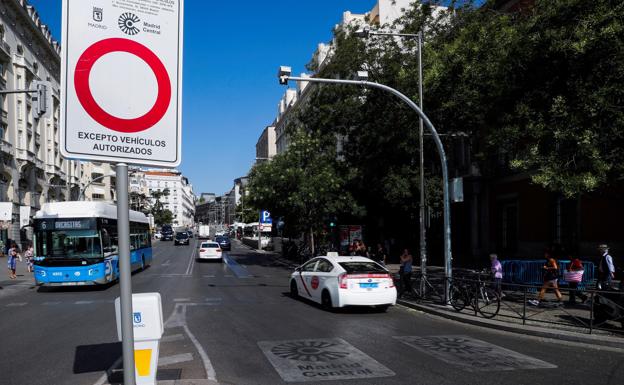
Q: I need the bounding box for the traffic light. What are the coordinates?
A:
[32,81,52,118]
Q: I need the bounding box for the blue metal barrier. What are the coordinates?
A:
[501,260,595,290]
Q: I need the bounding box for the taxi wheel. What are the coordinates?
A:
[321,290,333,310]
[290,280,299,298]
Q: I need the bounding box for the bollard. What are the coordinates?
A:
[115,293,164,385]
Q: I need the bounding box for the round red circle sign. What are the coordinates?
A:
[311,276,319,290]
[74,38,172,133]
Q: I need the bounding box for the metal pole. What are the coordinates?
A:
[283,76,453,302]
[66,161,71,202]
[116,163,136,385]
[417,31,427,296]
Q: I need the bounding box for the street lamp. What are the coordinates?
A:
[278,67,453,302]
[354,27,429,295]
[78,172,116,201]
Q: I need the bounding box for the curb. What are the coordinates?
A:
[398,299,624,350]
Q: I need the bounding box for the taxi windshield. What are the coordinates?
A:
[339,261,386,274]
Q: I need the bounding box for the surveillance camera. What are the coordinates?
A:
[278,66,292,85]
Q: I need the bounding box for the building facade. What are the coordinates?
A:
[255,126,276,162]
[0,0,84,247]
[144,170,195,228]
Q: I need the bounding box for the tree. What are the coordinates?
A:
[151,188,171,226]
[247,129,361,251]
[154,209,174,227]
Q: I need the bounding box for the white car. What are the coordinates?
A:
[289,255,396,311]
[198,241,223,261]
[154,231,162,239]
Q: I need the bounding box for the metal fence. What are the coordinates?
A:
[401,272,624,335]
[501,260,595,289]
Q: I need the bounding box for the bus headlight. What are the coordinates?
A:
[88,269,99,276]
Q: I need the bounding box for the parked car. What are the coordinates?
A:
[198,241,222,261]
[161,225,174,241]
[154,231,162,239]
[174,231,190,246]
[289,255,396,311]
[215,236,231,251]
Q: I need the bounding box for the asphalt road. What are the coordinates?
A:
[1,239,622,385]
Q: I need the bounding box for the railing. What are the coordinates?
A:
[400,272,624,335]
[0,139,13,154]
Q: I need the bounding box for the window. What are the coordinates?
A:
[92,193,105,200]
[301,259,318,272]
[316,259,334,273]
[339,262,386,274]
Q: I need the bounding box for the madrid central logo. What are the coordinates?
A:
[118,13,140,35]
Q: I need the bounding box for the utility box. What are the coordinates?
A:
[451,177,464,203]
[115,293,164,385]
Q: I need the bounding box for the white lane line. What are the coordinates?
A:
[92,356,122,385]
[185,244,197,275]
[174,298,191,302]
[163,304,217,381]
[75,301,94,305]
[180,304,217,381]
[6,302,27,307]
[161,333,185,343]
[162,259,171,266]
[158,353,194,367]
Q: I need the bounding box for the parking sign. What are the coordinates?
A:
[61,0,184,166]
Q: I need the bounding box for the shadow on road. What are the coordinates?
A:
[73,342,121,375]
[282,292,390,314]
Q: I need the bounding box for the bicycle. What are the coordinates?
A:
[396,272,445,303]
[450,272,501,318]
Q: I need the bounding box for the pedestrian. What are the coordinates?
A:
[529,251,563,306]
[24,243,34,273]
[597,244,615,290]
[7,243,19,279]
[564,258,587,305]
[398,249,413,298]
[375,243,387,265]
[490,253,503,297]
[357,241,369,258]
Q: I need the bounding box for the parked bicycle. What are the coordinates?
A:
[450,271,501,318]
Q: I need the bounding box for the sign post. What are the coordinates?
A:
[259,211,272,250]
[61,1,183,384]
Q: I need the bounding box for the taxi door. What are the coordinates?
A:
[297,259,318,300]
[309,258,335,303]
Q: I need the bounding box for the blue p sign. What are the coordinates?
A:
[260,210,272,224]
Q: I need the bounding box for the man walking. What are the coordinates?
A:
[597,244,615,290]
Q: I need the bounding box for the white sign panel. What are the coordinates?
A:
[20,206,31,228]
[0,202,12,221]
[61,0,184,167]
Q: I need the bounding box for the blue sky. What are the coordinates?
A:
[28,0,376,196]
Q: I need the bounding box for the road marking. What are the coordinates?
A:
[185,243,197,276]
[75,301,94,305]
[164,303,217,381]
[161,333,185,343]
[394,335,557,371]
[174,298,191,302]
[259,338,395,382]
[223,255,253,278]
[6,302,27,307]
[158,352,194,367]
[162,259,171,266]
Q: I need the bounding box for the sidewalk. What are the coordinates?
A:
[0,255,35,293]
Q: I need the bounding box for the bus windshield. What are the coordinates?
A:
[36,229,102,259]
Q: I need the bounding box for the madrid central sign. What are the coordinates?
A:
[61,0,184,167]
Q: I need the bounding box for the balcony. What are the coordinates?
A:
[46,164,56,174]
[0,139,13,155]
[34,157,44,170]
[16,148,36,163]
[0,109,7,125]
[0,41,10,62]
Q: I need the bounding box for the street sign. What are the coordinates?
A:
[60,0,184,167]
[260,210,272,224]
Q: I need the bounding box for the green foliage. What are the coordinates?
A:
[154,209,174,227]
[247,129,361,236]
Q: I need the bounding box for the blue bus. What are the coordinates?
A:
[33,202,152,286]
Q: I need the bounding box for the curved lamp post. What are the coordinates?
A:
[277,66,453,301]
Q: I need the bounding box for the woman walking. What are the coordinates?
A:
[7,243,19,279]
[490,254,503,297]
[24,243,34,273]
[530,252,563,306]
[564,258,587,305]
[398,249,414,298]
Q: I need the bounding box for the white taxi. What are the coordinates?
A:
[198,241,223,261]
[289,254,396,311]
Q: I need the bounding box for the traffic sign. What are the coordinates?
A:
[260,210,272,224]
[60,0,184,167]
